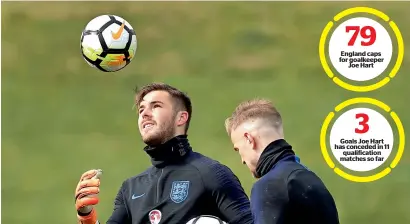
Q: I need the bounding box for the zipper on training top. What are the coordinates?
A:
[156,169,164,203]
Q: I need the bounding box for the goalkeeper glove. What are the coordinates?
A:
[75,169,102,224]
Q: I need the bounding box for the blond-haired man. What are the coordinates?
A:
[225,98,339,224]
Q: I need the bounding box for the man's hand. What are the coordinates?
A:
[75,169,102,224]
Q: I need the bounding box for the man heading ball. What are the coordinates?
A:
[74,83,253,224]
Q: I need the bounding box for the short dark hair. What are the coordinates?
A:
[135,83,192,133]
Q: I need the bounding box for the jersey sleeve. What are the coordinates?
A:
[106,182,131,224]
[204,163,253,224]
[250,178,289,224]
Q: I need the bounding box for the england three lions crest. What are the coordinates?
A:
[170,181,190,203]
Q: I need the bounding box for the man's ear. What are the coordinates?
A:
[244,132,256,149]
[176,111,189,126]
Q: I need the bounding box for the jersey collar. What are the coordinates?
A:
[144,135,192,168]
[255,139,295,178]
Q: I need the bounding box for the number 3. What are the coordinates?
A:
[355,113,369,134]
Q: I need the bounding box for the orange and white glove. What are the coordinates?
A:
[75,169,102,224]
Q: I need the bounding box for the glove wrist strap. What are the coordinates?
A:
[77,208,98,224]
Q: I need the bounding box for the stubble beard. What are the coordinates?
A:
[142,119,176,146]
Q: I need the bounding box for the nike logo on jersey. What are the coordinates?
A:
[132,193,145,199]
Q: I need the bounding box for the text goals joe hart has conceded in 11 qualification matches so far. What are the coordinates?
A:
[319,6,405,183]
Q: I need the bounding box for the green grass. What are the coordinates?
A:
[2,2,410,223]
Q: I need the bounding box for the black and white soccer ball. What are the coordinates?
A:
[80,15,137,72]
[186,215,227,224]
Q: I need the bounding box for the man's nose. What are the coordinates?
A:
[140,108,152,118]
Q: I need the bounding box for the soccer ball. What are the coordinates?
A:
[186,215,227,224]
[80,15,137,72]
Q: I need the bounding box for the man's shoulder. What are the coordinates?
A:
[252,158,312,194]
[188,152,234,176]
[252,171,288,198]
[286,167,338,214]
[120,166,154,187]
[286,167,326,189]
[187,151,240,188]
[268,156,312,180]
[130,166,153,178]
[278,161,336,203]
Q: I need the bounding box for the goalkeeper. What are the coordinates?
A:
[74,83,253,224]
[224,98,339,224]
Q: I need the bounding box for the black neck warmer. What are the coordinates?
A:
[255,139,295,178]
[143,135,192,168]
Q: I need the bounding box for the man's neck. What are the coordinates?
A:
[144,134,192,168]
[157,131,186,145]
[254,139,295,178]
[257,135,283,154]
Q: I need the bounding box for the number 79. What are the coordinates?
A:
[346,26,376,46]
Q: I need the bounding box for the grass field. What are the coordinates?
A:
[2,2,410,224]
